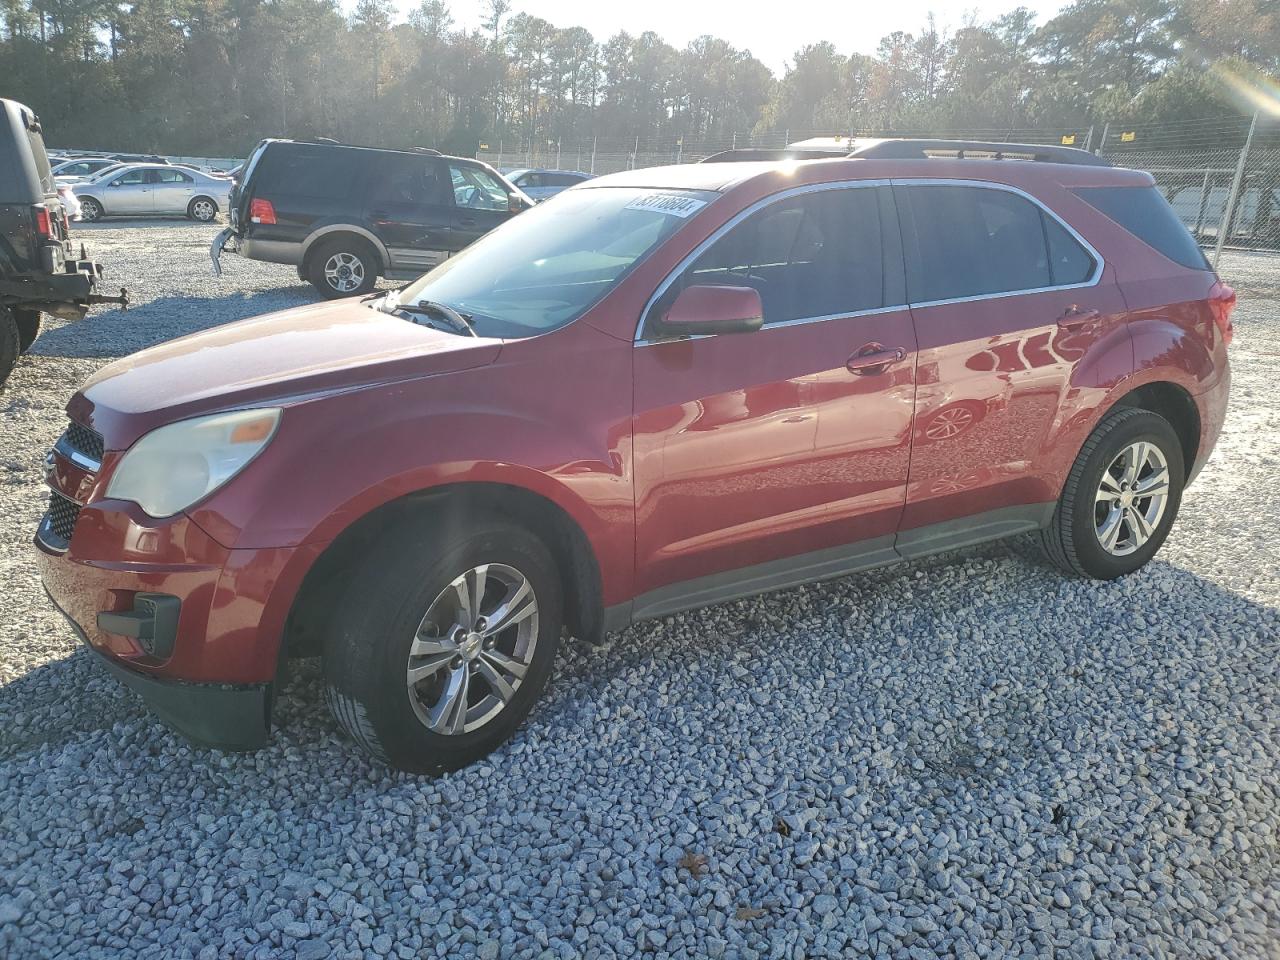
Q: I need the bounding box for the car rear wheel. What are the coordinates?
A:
[323,516,563,773]
[14,308,40,353]
[307,237,378,299]
[0,309,20,388]
[1039,407,1185,579]
[78,197,103,222]
[188,196,218,222]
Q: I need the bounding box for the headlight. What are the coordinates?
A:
[106,408,281,518]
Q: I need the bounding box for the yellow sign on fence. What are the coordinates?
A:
[1120,131,1136,142]
[1061,134,1076,145]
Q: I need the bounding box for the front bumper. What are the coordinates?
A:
[46,586,271,750]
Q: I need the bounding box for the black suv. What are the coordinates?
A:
[0,99,124,387]
[212,140,533,298]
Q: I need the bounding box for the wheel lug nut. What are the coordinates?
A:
[451,656,462,668]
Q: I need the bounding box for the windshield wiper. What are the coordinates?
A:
[382,295,478,338]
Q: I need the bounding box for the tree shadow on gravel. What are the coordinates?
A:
[28,289,319,359]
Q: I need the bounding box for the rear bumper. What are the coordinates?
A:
[45,586,271,750]
[1189,363,1230,485]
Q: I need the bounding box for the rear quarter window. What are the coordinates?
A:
[254,146,364,200]
[1073,185,1210,271]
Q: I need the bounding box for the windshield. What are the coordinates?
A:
[395,186,719,338]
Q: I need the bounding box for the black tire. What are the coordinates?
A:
[0,308,20,389]
[306,236,379,299]
[323,516,563,773]
[187,196,218,222]
[1039,407,1185,579]
[79,197,103,222]
[14,308,40,353]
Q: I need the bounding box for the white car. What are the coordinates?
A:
[51,157,120,185]
[73,163,233,223]
[56,184,81,221]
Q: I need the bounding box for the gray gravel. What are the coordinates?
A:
[2,223,1279,959]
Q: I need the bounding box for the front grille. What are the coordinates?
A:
[63,420,104,464]
[44,491,81,545]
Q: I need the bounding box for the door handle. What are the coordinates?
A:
[1057,305,1100,329]
[457,216,477,226]
[846,344,907,375]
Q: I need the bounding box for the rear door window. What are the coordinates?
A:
[897,185,1059,303]
[895,185,1096,301]
[677,185,899,325]
[1073,185,1210,270]
[255,145,364,200]
[369,154,448,206]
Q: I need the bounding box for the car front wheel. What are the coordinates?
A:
[1039,406,1185,579]
[78,197,103,222]
[323,516,563,773]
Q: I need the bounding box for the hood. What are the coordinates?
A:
[70,298,502,449]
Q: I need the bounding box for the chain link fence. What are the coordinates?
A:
[481,115,1279,258]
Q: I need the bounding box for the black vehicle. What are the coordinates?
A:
[0,99,125,387]
[109,152,169,164]
[211,139,534,298]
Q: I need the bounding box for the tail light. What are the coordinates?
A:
[1208,280,1236,346]
[249,198,276,225]
[33,205,53,239]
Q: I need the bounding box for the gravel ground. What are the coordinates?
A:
[1,221,1278,960]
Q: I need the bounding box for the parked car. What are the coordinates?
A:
[211,139,533,298]
[56,184,80,221]
[0,99,125,386]
[74,163,232,223]
[38,140,1233,771]
[51,157,119,183]
[504,168,592,202]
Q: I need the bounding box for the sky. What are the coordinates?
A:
[374,0,1073,74]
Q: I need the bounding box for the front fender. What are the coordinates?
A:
[185,326,635,599]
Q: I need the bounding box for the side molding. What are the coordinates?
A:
[617,503,1057,630]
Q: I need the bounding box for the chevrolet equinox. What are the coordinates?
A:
[37,140,1235,772]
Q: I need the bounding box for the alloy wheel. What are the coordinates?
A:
[405,563,539,735]
[192,199,216,221]
[323,252,365,294]
[1094,440,1171,556]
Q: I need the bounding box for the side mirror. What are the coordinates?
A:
[659,284,764,337]
[508,194,531,213]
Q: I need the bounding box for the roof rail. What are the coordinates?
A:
[302,136,342,145]
[700,147,849,163]
[410,146,443,156]
[848,138,1110,167]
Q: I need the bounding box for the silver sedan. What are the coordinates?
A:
[73,163,233,223]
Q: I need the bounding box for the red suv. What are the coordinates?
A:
[36,141,1234,772]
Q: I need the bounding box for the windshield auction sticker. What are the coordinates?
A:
[624,193,708,218]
